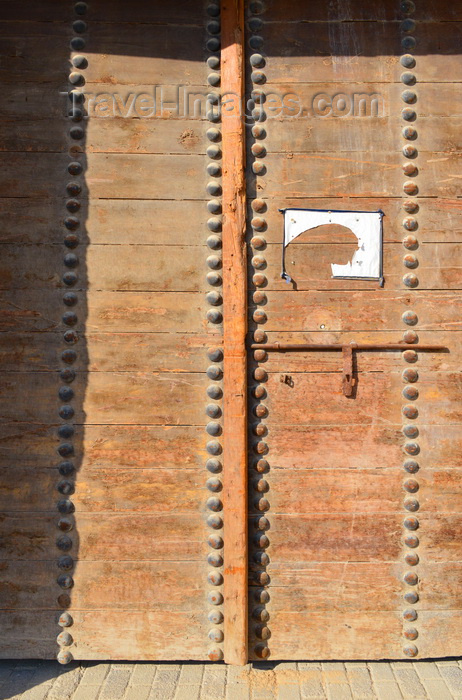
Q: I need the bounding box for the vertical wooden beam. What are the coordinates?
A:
[221,0,248,666]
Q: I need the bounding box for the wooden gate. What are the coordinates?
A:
[0,0,461,664]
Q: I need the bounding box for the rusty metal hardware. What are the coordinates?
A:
[250,341,448,397]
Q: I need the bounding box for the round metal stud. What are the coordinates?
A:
[401,18,416,32]
[208,628,224,643]
[255,442,268,456]
[255,478,269,493]
[255,516,270,531]
[207,145,222,160]
[206,38,221,52]
[58,612,74,627]
[404,497,420,511]
[69,72,84,87]
[70,37,85,50]
[402,108,416,121]
[253,385,266,400]
[253,606,270,622]
[205,477,223,493]
[206,458,222,474]
[402,36,417,51]
[58,460,75,475]
[59,405,75,420]
[60,369,76,384]
[252,71,266,84]
[249,35,264,50]
[207,181,222,196]
[58,443,74,458]
[403,424,418,438]
[404,591,419,603]
[402,163,417,176]
[404,534,419,548]
[403,331,418,346]
[403,385,419,400]
[57,650,73,664]
[208,534,223,549]
[254,330,267,344]
[401,72,416,86]
[402,145,417,159]
[208,609,224,624]
[253,273,267,287]
[207,162,221,177]
[402,310,418,326]
[404,442,420,457]
[251,237,266,250]
[207,496,223,512]
[403,644,418,657]
[255,625,271,640]
[56,535,72,551]
[57,499,74,515]
[251,216,267,231]
[58,424,74,439]
[404,517,419,530]
[402,405,418,420]
[254,367,268,382]
[66,182,82,196]
[207,20,220,35]
[255,533,270,549]
[207,386,222,400]
[402,218,418,233]
[207,197,222,215]
[57,555,74,571]
[207,309,222,324]
[252,199,266,213]
[63,294,78,310]
[59,387,74,402]
[401,54,416,68]
[206,4,220,17]
[401,90,417,104]
[250,53,265,68]
[64,236,79,253]
[57,481,75,496]
[206,271,222,286]
[255,589,270,605]
[68,162,83,176]
[253,292,267,306]
[207,235,221,250]
[252,125,266,139]
[252,161,266,175]
[402,127,417,141]
[207,591,223,606]
[254,644,270,659]
[207,571,223,585]
[405,552,419,566]
[403,571,418,585]
[402,368,418,383]
[253,310,267,324]
[403,182,418,197]
[403,254,418,269]
[254,349,267,362]
[206,422,222,437]
[72,19,87,33]
[403,273,418,288]
[206,365,223,380]
[206,441,222,457]
[61,350,77,365]
[255,497,270,511]
[206,254,221,270]
[57,574,74,589]
[207,73,221,87]
[206,404,221,419]
[207,552,223,567]
[57,518,74,532]
[404,627,418,641]
[207,347,223,362]
[62,312,78,327]
[207,514,223,530]
[254,405,268,419]
[401,0,416,13]
[254,552,270,567]
[403,608,418,622]
[252,255,266,269]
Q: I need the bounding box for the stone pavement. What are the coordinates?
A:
[2,659,462,700]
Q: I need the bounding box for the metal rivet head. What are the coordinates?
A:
[253,310,267,324]
[403,608,418,621]
[206,271,222,286]
[254,551,270,567]
[57,574,74,589]
[404,627,418,641]
[61,350,77,365]
[255,533,270,549]
[69,126,84,141]
[403,424,418,438]
[207,181,222,196]
[249,34,264,50]
[404,496,419,511]
[401,72,416,86]
[207,496,223,512]
[402,217,417,231]
[252,161,266,175]
[403,162,417,176]
[251,236,266,250]
[58,423,74,439]
[402,89,417,104]
[207,571,223,585]
[404,534,419,549]
[205,465,221,482]
[66,182,81,196]
[206,365,223,380]
[255,497,270,512]
[252,71,266,85]
[57,555,74,571]
[58,460,75,475]
[403,254,418,269]
[250,53,265,67]
[57,481,74,496]
[206,441,222,457]
[253,385,267,399]
[57,630,73,647]
[57,650,73,664]
[206,404,221,419]
[401,0,416,14]
[206,38,221,52]
[255,516,270,531]
[208,609,224,624]
[403,571,418,585]
[206,254,221,270]
[255,589,270,606]
[404,442,420,457]
[403,236,418,252]
[72,55,88,69]
[255,478,269,493]
[252,125,266,139]
[58,612,74,627]
[207,346,223,362]
[64,217,79,231]
[62,312,78,327]
[206,422,222,437]
[56,535,72,551]
[402,107,417,122]
[207,309,222,324]
[254,644,270,659]
[72,19,87,33]
[403,181,418,196]
[207,552,223,567]
[254,349,267,362]
[58,443,74,458]
[59,387,74,402]
[207,197,221,214]
[57,499,75,515]
[207,590,223,605]
[403,273,418,288]
[402,368,418,383]
[253,606,270,622]
[255,441,268,456]
[404,590,419,603]
[405,552,419,566]
[404,517,419,530]
[401,36,416,50]
[206,458,222,474]
[207,162,221,177]
[74,1,87,14]
[69,72,84,86]
[207,3,220,16]
[208,534,223,549]
[207,73,221,87]
[403,200,418,213]
[403,644,418,657]
[207,646,224,661]
[402,405,418,420]
[253,273,267,287]
[402,310,418,326]
[252,255,266,269]
[402,127,417,141]
[57,518,74,532]
[249,16,263,30]
[401,54,416,68]
[254,405,268,419]
[254,330,266,343]
[251,216,266,230]
[70,37,85,50]
[403,385,419,400]
[207,217,222,233]
[207,145,222,160]
[253,291,267,306]
[207,385,222,400]
[207,19,220,34]
[252,199,266,213]
[254,367,268,382]
[207,514,223,530]
[207,235,221,250]
[255,458,269,473]
[68,161,83,176]
[403,330,418,345]
[403,145,417,159]
[207,54,220,70]
[208,628,224,644]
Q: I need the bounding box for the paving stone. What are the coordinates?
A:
[413,662,441,681]
[175,685,201,700]
[99,668,131,699]
[72,685,101,700]
[130,663,157,686]
[298,663,322,671]
[226,683,251,700]
[201,666,227,700]
[0,668,36,698]
[150,681,178,700]
[300,673,325,699]
[46,666,83,700]
[322,664,348,685]
[420,678,453,700]
[346,667,375,699]
[276,662,298,671]
[373,681,403,700]
[393,668,427,698]
[227,664,251,684]
[80,662,111,685]
[322,663,346,673]
[16,684,51,700]
[277,682,301,699]
[438,665,462,696]
[125,685,153,700]
[178,664,204,684]
[368,663,395,682]
[326,683,352,700]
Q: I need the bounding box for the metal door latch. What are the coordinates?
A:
[251,340,448,397]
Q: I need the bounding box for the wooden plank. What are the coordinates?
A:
[0,610,207,660]
[256,290,462,332]
[0,1,202,23]
[1,561,207,611]
[0,199,210,245]
[0,291,209,332]
[221,0,248,666]
[258,424,462,470]
[0,154,208,199]
[0,372,208,425]
[0,513,207,561]
[0,467,204,513]
[261,0,461,21]
[249,197,462,245]
[0,245,207,292]
[0,423,207,470]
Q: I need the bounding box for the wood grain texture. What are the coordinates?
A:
[222,0,248,665]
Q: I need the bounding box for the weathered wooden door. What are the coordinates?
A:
[245,0,462,661]
[0,0,461,665]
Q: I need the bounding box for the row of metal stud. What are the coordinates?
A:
[56,0,88,665]
[399,0,421,660]
[247,0,272,661]
[204,1,225,663]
